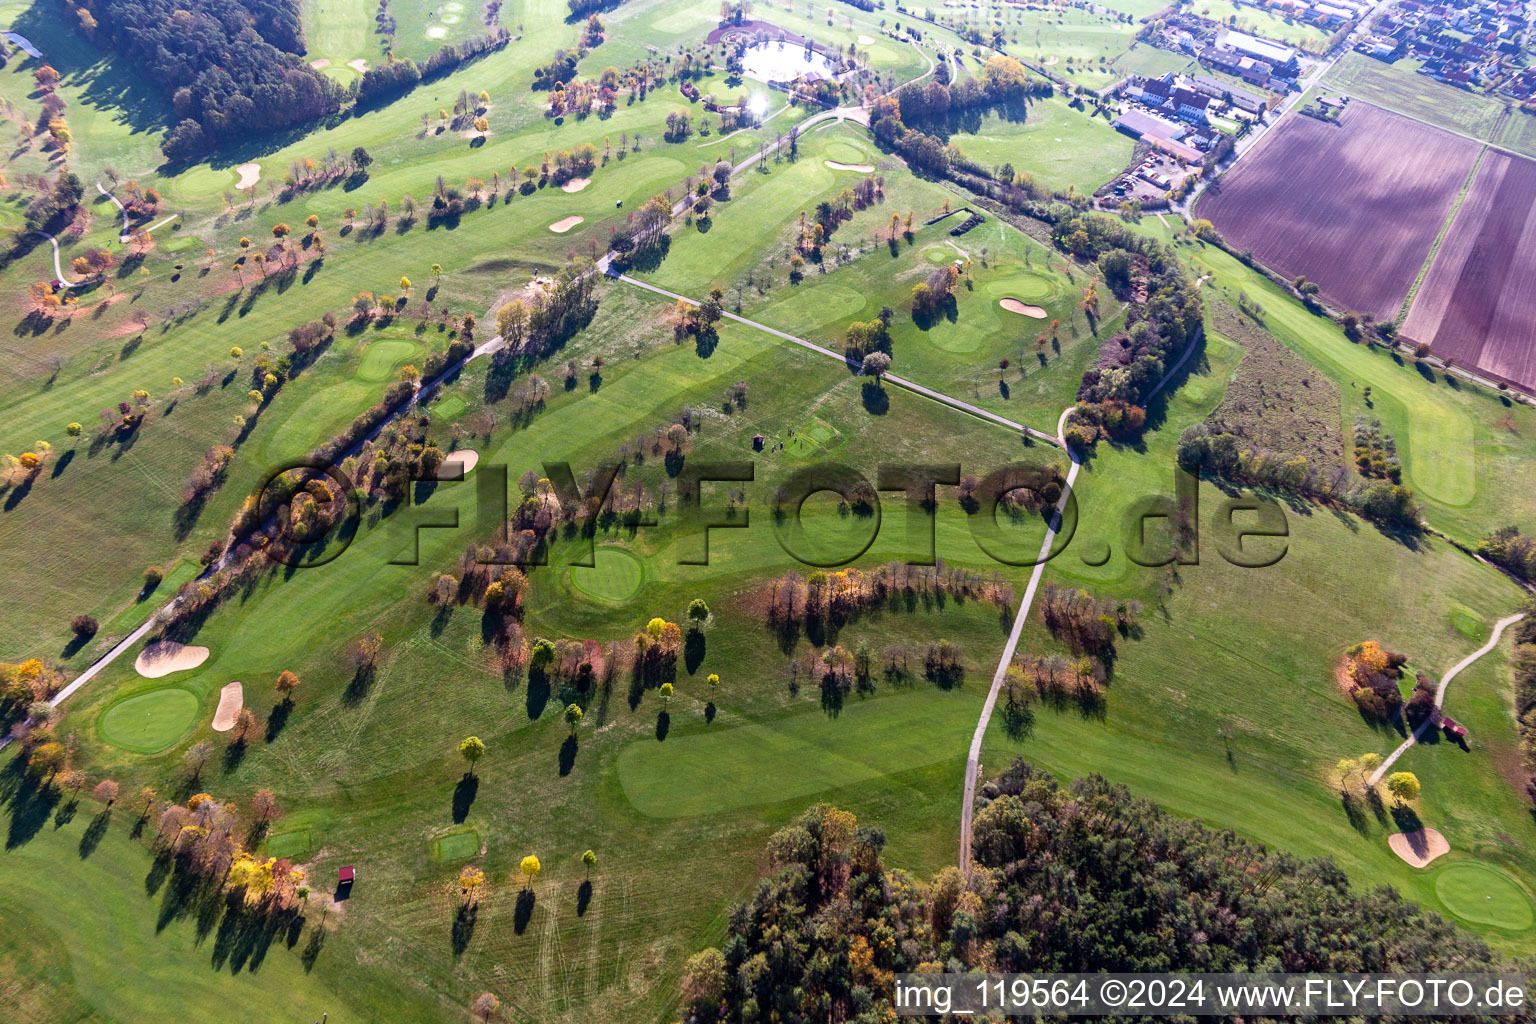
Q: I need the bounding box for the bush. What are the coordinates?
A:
[70,615,99,638]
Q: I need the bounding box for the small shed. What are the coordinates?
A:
[338,865,355,885]
[752,434,765,450]
[1442,717,1468,740]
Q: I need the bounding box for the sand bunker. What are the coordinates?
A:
[825,160,875,172]
[235,162,261,189]
[135,641,210,678]
[427,25,448,38]
[1389,828,1450,868]
[347,58,369,73]
[561,177,591,193]
[211,681,244,732]
[310,58,331,69]
[549,215,584,233]
[1045,56,1059,65]
[1000,298,1047,318]
[857,34,874,45]
[441,449,480,478]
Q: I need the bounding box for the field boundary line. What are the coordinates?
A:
[1396,143,1487,325]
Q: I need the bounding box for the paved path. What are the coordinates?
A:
[96,182,131,243]
[28,229,73,286]
[1366,612,1526,787]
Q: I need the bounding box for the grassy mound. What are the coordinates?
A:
[98,687,199,753]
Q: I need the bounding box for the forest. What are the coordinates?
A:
[678,761,1512,1023]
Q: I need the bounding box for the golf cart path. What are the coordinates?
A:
[1367,612,1526,787]
[96,182,131,242]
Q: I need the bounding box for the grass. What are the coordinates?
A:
[98,686,201,753]
[947,97,1133,194]
[356,338,422,382]
[1433,861,1535,932]
[1195,0,1330,49]
[433,827,481,861]
[569,547,646,603]
[1324,55,1526,152]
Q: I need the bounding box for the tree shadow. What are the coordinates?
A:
[221,738,249,774]
[655,710,670,741]
[1390,802,1424,833]
[300,920,327,972]
[860,381,889,414]
[265,699,292,742]
[513,889,535,935]
[526,668,550,720]
[684,631,705,674]
[452,773,479,824]
[1340,791,1370,836]
[558,734,577,776]
[577,879,593,916]
[451,903,478,957]
[342,663,375,706]
[704,701,716,723]
[78,808,110,859]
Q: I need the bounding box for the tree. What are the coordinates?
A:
[659,682,674,709]
[349,631,383,669]
[66,422,82,438]
[1386,771,1420,803]
[460,735,486,777]
[352,146,373,170]
[860,350,892,381]
[250,788,280,824]
[93,779,119,806]
[564,703,583,734]
[459,864,486,905]
[687,598,710,629]
[271,223,290,239]
[431,263,443,285]
[232,707,258,742]
[582,848,597,877]
[680,947,728,1012]
[399,276,412,293]
[496,299,528,346]
[275,670,300,702]
[70,615,99,638]
[184,740,213,776]
[472,991,500,1022]
[707,673,720,691]
[520,854,541,889]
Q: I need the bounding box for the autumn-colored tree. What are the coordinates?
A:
[232,707,258,742]
[250,788,280,824]
[520,854,541,889]
[349,631,383,669]
[275,670,300,702]
[686,598,710,628]
[460,735,486,777]
[459,864,486,905]
[564,703,583,734]
[582,848,597,877]
[707,673,720,690]
[496,299,528,346]
[271,223,290,239]
[1387,771,1420,803]
[659,682,674,709]
[93,779,119,806]
[472,991,499,1022]
[680,948,728,1014]
[184,740,213,776]
[305,214,319,229]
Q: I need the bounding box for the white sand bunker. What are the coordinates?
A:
[549,215,584,233]
[235,162,261,189]
[135,641,210,678]
[211,681,244,732]
[1000,298,1047,318]
[1045,56,1059,65]
[440,449,480,478]
[857,34,874,44]
[561,177,591,193]
[427,25,448,38]
[310,58,331,69]
[1389,828,1449,868]
[347,58,369,73]
[825,160,875,172]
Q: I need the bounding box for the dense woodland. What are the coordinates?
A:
[69,0,345,159]
[678,761,1514,1023]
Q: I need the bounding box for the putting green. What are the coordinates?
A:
[177,165,233,196]
[924,322,985,354]
[571,547,645,603]
[357,340,420,382]
[924,247,957,265]
[824,140,867,164]
[987,272,1055,303]
[1434,862,1534,931]
[162,235,196,253]
[99,688,199,754]
[784,422,838,458]
[433,829,480,862]
[264,829,312,860]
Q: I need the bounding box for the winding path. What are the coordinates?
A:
[1366,612,1527,787]
[96,182,131,243]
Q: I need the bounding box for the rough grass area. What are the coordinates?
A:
[1202,296,1346,467]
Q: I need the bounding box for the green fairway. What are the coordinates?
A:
[1434,862,1535,931]
[570,546,646,603]
[356,339,422,382]
[98,687,201,753]
[950,98,1133,194]
[1450,604,1486,642]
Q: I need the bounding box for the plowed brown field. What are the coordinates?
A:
[1401,150,1536,391]
[1199,102,1480,321]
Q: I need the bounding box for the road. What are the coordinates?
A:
[1366,612,1527,787]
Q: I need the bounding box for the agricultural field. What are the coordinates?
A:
[3,0,1536,1019]
[1324,53,1532,154]
[1401,150,1536,392]
[1198,101,1481,321]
